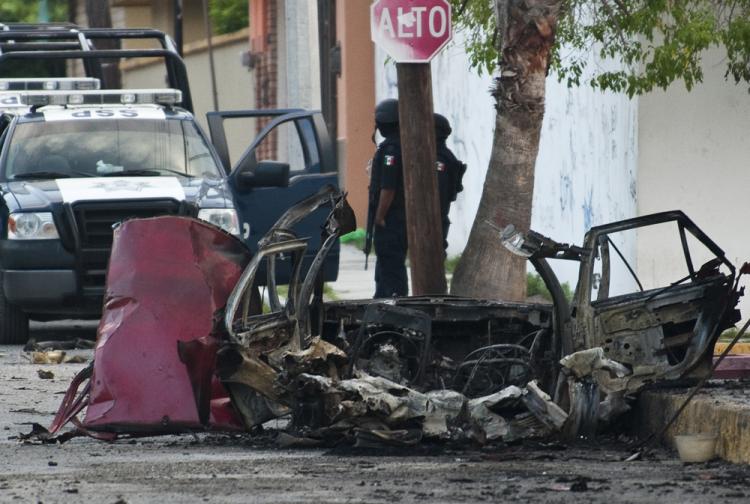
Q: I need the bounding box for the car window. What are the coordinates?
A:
[4,116,224,179]
[590,219,726,303]
[252,120,309,174]
[182,121,222,179]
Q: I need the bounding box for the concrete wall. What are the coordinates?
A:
[276,1,321,169]
[638,46,750,314]
[121,30,255,166]
[279,0,321,110]
[375,34,639,288]
[112,0,206,46]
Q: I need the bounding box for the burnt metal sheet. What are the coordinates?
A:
[82,216,249,433]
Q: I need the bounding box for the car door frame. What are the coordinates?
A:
[206,109,335,178]
[206,108,340,284]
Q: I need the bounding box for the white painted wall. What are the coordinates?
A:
[374,33,639,289]
[638,46,750,316]
[281,0,321,111]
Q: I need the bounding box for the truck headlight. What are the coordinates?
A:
[197,209,240,236]
[8,212,59,240]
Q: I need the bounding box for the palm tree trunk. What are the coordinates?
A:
[450,0,561,301]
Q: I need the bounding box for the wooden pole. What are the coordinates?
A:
[85,0,121,89]
[201,0,220,111]
[396,63,447,295]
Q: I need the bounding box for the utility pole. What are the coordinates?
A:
[201,0,219,111]
[85,0,121,89]
[396,64,446,295]
[174,0,184,56]
[317,0,338,146]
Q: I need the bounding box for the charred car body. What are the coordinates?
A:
[500,211,742,390]
[0,26,339,344]
[45,182,744,445]
[216,206,743,442]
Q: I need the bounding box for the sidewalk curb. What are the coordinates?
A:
[634,389,750,464]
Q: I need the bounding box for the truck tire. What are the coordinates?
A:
[0,280,28,345]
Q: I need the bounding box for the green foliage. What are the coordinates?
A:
[0,0,69,78]
[445,254,461,274]
[0,0,68,24]
[340,228,366,251]
[210,0,249,35]
[719,327,750,342]
[527,273,573,303]
[450,0,750,95]
[450,0,498,75]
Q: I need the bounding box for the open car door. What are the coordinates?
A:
[498,211,743,394]
[571,211,741,387]
[207,109,340,284]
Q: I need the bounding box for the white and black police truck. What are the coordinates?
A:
[0,27,339,344]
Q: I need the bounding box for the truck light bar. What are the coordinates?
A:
[0,92,28,110]
[17,88,183,107]
[0,77,101,91]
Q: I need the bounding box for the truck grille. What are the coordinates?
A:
[70,200,184,289]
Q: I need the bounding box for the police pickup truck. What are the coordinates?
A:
[0,77,339,344]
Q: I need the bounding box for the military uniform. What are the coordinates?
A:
[434,114,466,252]
[369,133,408,298]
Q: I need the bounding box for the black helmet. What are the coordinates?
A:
[434,113,452,139]
[375,99,399,125]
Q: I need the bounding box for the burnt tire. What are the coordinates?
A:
[0,279,28,345]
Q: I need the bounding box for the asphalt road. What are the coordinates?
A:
[1,325,749,503]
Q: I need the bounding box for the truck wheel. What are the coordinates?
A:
[0,285,28,345]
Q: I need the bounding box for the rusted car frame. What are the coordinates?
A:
[229,203,743,411]
[573,212,740,389]
[502,210,742,397]
[224,185,352,350]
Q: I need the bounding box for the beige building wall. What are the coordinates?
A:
[112,0,205,45]
[121,30,256,168]
[637,46,750,311]
[111,2,151,41]
[336,0,375,227]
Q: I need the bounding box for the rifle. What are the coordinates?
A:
[364,196,376,270]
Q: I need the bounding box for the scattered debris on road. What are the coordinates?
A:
[25,351,88,365]
[23,338,95,352]
[37,370,54,380]
[29,351,65,364]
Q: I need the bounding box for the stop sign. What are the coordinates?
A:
[370,0,452,63]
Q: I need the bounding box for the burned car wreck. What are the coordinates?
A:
[499,212,744,435]
[45,194,744,447]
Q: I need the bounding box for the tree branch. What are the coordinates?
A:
[599,0,629,48]
[457,0,472,17]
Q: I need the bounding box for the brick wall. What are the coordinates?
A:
[254,0,278,161]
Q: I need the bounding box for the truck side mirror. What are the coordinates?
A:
[237,160,290,190]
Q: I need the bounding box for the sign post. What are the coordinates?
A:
[370,0,452,296]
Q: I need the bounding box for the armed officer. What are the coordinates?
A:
[365,99,408,298]
[434,113,466,253]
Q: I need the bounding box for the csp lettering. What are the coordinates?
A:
[71,109,140,119]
